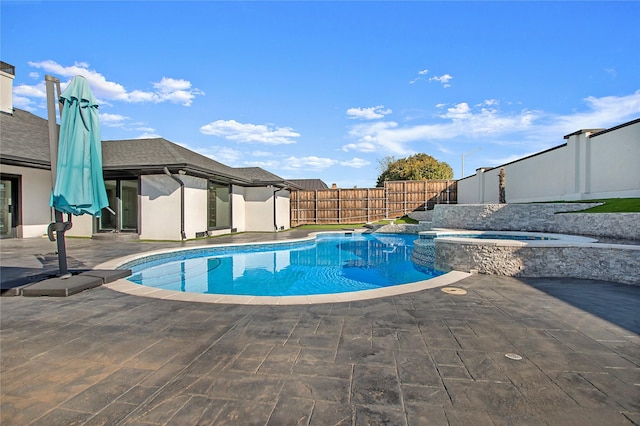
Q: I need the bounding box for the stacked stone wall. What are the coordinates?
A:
[430,241,640,285]
[432,204,640,241]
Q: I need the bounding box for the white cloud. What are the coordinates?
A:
[22,60,203,106]
[341,142,377,152]
[135,132,162,139]
[200,119,299,145]
[282,156,337,170]
[340,158,370,168]
[477,99,499,107]
[243,160,283,169]
[530,90,640,140]
[251,150,275,157]
[99,112,129,127]
[202,146,245,166]
[344,91,640,157]
[429,74,453,88]
[13,81,46,99]
[346,105,392,120]
[410,69,429,84]
[441,103,471,120]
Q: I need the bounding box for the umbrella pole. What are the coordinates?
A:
[45,75,70,277]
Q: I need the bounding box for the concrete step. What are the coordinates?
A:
[92,232,139,241]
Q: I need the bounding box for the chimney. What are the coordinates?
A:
[0,62,15,114]
[331,183,337,189]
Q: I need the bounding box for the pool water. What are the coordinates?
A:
[126,233,443,296]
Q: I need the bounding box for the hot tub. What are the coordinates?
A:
[411,229,639,285]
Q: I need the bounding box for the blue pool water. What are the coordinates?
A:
[125,233,443,296]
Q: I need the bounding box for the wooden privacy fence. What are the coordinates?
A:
[290,180,457,226]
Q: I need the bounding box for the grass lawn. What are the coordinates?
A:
[293,215,419,230]
[569,198,640,213]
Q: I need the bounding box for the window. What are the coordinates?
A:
[208,181,231,229]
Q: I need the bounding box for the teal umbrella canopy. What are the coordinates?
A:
[50,76,109,217]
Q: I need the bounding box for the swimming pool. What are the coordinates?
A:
[124,233,444,297]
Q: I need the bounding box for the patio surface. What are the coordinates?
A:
[1,232,639,425]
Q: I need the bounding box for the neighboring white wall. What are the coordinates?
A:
[588,122,640,198]
[1,164,52,238]
[458,120,640,203]
[139,174,181,240]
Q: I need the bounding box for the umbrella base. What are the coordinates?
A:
[20,269,131,297]
[22,275,102,297]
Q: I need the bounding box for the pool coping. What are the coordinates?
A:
[95,231,471,305]
[417,229,602,247]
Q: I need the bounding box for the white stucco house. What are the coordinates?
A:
[0,62,297,240]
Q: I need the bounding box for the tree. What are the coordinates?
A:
[376,153,453,187]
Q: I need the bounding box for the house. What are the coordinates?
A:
[0,62,298,240]
[286,179,329,191]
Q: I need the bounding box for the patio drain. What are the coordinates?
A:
[505,353,523,361]
[441,287,467,295]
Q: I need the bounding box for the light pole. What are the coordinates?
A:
[461,148,481,179]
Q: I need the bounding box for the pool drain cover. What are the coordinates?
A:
[441,287,467,295]
[505,353,523,361]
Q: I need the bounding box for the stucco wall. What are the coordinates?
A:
[183,175,208,239]
[458,120,640,203]
[66,214,93,238]
[244,187,276,232]
[231,186,246,233]
[0,69,14,114]
[276,189,291,231]
[241,187,291,232]
[589,122,640,197]
[2,164,53,238]
[139,175,182,240]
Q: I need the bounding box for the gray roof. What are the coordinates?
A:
[235,167,287,183]
[102,138,249,183]
[0,109,52,168]
[287,179,329,190]
[0,108,289,187]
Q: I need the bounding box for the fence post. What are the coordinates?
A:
[366,188,370,223]
[404,181,407,216]
[338,188,341,224]
[384,182,389,219]
[314,190,318,224]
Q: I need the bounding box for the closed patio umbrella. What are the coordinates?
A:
[50,75,108,216]
[46,75,109,276]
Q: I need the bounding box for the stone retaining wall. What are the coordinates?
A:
[370,223,432,234]
[424,240,640,286]
[431,204,640,241]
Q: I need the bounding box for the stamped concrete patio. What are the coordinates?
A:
[1,234,639,425]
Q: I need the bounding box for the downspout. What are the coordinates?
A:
[273,187,278,232]
[164,167,186,240]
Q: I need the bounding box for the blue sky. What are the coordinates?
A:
[3,1,639,188]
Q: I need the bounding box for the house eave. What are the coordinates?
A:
[0,156,51,170]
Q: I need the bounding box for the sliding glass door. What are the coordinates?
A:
[99,179,138,232]
[0,175,19,239]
